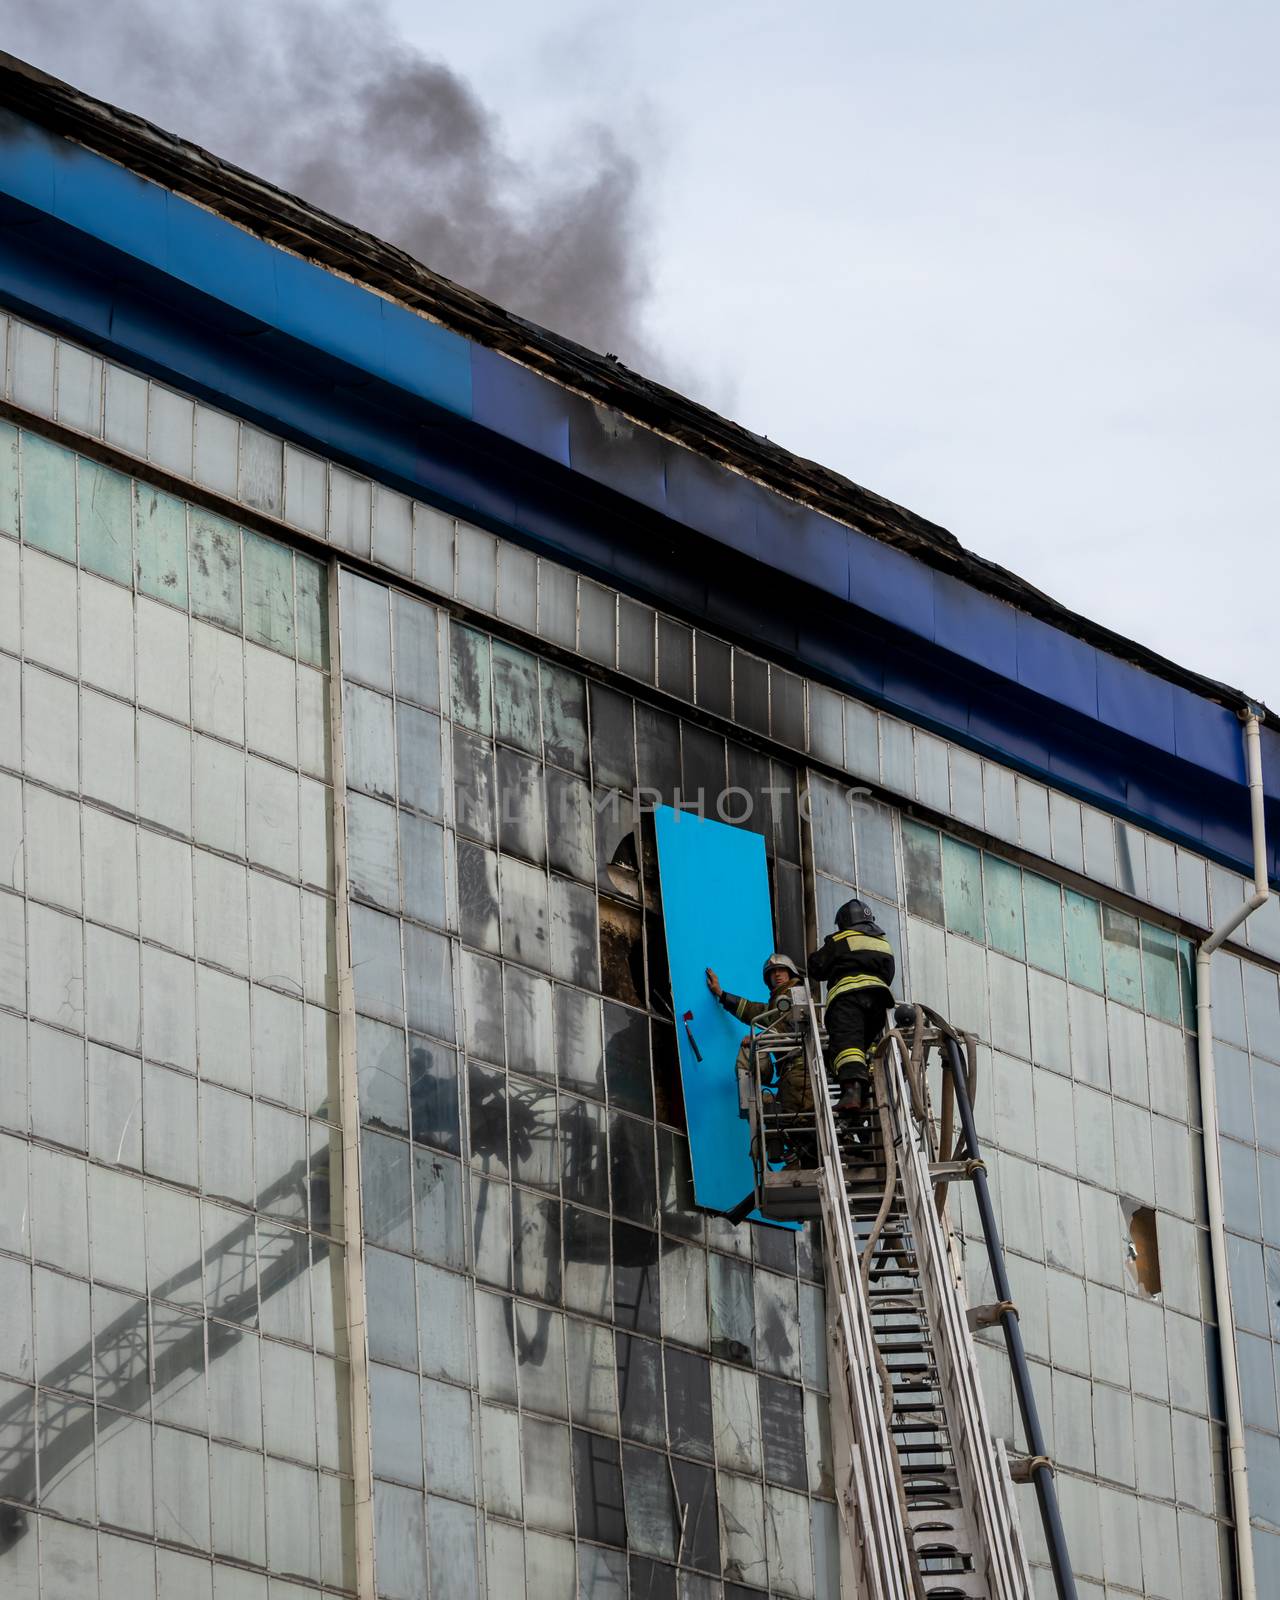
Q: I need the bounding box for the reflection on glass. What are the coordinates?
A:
[410,1036,461,1156]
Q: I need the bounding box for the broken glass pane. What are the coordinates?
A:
[664,1344,713,1460]
[600,899,646,1008]
[572,1428,626,1546]
[709,1253,754,1365]
[614,1221,660,1334]
[616,1330,665,1445]
[671,1457,720,1573]
[623,1443,678,1561]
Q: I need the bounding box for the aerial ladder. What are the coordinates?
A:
[742,992,1077,1600]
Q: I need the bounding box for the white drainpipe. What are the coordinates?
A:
[1197,708,1269,1600]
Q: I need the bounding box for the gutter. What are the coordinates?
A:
[1197,707,1269,1600]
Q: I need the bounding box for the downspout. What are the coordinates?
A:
[1198,708,1269,1600]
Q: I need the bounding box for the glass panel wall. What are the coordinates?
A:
[0,428,353,1597]
[813,791,1231,1597]
[1211,946,1280,1574]
[341,575,835,1600]
[0,399,1257,1598]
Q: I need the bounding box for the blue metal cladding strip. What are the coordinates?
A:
[0,117,474,418]
[652,805,795,1228]
[0,113,1273,877]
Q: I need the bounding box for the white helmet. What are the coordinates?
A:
[762,953,800,983]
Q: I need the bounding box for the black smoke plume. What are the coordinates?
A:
[2,0,655,363]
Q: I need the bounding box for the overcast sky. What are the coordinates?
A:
[7,2,1278,705]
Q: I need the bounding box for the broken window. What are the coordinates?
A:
[1123,1200,1162,1296]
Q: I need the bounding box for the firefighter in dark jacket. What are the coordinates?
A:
[808,899,896,1113]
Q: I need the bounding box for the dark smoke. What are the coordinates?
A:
[3,0,656,364]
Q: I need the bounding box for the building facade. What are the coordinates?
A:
[0,55,1278,1600]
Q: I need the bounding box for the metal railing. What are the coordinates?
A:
[740,993,1069,1599]
[879,1021,1034,1598]
[742,991,918,1598]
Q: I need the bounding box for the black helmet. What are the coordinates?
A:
[836,898,883,935]
[762,953,800,983]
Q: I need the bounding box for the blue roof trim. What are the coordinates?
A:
[0,114,1274,887]
[932,574,1019,679]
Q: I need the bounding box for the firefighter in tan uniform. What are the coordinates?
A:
[705,954,813,1122]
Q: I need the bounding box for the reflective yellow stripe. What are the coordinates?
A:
[834,932,893,955]
[734,997,748,1020]
[826,974,893,1003]
[832,1047,866,1070]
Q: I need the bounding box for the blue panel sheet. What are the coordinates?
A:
[653,805,795,1229]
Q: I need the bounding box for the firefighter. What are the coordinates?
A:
[706,953,801,1025]
[706,955,813,1146]
[808,899,896,1114]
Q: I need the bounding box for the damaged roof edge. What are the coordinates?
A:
[0,49,1269,733]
